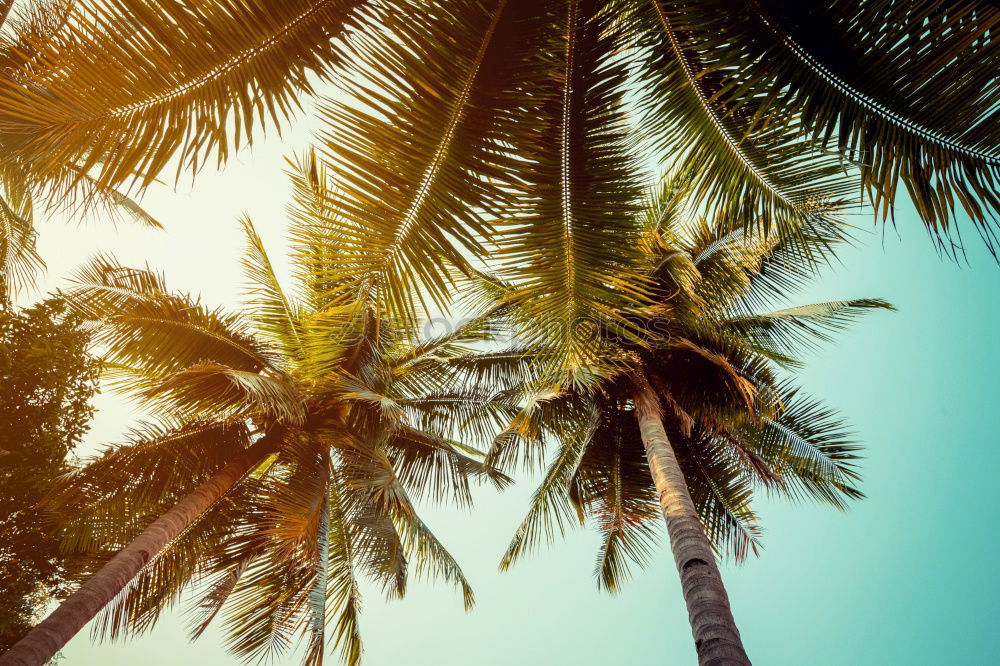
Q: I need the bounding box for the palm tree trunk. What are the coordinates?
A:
[0,433,279,666]
[633,380,751,666]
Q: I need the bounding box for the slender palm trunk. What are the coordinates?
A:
[633,380,751,666]
[0,434,279,666]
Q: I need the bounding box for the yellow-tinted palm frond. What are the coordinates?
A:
[382,483,476,611]
[498,403,599,569]
[46,419,257,555]
[0,2,164,292]
[310,0,551,330]
[240,217,305,361]
[0,0,365,194]
[0,171,42,294]
[67,255,279,376]
[143,363,305,425]
[86,474,261,643]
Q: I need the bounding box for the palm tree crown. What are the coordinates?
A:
[475,171,892,662]
[41,158,515,665]
[498,175,888,571]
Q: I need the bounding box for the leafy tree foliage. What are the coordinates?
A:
[0,296,99,652]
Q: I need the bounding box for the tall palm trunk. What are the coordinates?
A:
[633,380,751,666]
[0,433,279,666]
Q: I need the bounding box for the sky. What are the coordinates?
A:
[19,96,1000,666]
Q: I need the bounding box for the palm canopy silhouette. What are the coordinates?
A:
[470,170,892,664]
[1,156,517,666]
[0,0,997,266]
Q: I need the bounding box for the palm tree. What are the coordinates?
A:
[0,157,516,666]
[471,170,892,665]
[0,0,997,255]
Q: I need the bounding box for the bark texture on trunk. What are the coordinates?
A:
[0,435,278,666]
[633,380,751,666]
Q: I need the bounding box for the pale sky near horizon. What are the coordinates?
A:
[14,55,1000,666]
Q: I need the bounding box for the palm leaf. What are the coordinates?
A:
[495,0,650,385]
[631,0,858,241]
[648,0,1000,253]
[499,404,599,570]
[725,298,894,356]
[240,217,305,361]
[309,0,540,330]
[0,0,365,194]
[66,255,279,376]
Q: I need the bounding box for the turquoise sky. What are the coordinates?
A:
[25,104,1000,664]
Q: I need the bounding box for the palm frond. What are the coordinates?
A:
[240,217,304,361]
[46,419,255,554]
[680,439,763,562]
[66,255,279,376]
[648,0,1000,253]
[309,0,539,330]
[0,0,365,195]
[571,407,662,592]
[499,405,599,570]
[0,175,42,294]
[142,363,305,424]
[738,382,863,509]
[632,0,858,241]
[496,0,650,386]
[324,469,363,666]
[725,298,894,356]
[88,476,258,642]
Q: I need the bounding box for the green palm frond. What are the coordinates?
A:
[681,441,763,563]
[495,0,650,385]
[725,298,894,356]
[240,217,305,361]
[499,405,599,570]
[739,382,863,510]
[66,255,278,376]
[631,0,858,241]
[647,0,1000,253]
[677,210,850,316]
[309,0,540,330]
[142,363,305,424]
[571,407,662,592]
